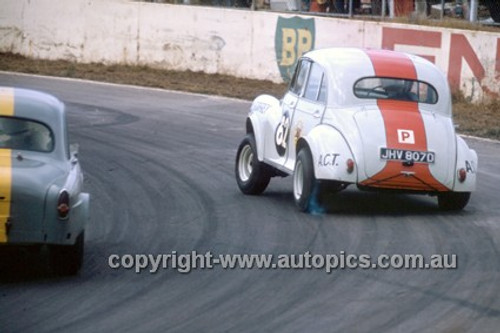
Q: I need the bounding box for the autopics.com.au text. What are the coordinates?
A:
[108,251,457,274]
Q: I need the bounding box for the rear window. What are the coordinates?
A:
[354,77,438,104]
[0,117,54,152]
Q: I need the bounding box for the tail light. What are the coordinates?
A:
[57,190,70,220]
[346,158,355,174]
[457,168,467,183]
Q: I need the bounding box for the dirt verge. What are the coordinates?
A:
[0,52,498,140]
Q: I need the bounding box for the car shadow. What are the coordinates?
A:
[260,187,473,217]
[0,241,125,284]
[0,246,66,283]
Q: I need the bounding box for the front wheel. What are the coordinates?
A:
[437,192,471,211]
[235,135,271,195]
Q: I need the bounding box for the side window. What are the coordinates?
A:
[290,60,311,96]
[304,63,325,102]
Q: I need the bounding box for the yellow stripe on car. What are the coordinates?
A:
[0,87,14,243]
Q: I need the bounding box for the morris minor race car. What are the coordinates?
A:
[0,87,89,274]
[235,48,477,212]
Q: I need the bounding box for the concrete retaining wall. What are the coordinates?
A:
[1,0,499,101]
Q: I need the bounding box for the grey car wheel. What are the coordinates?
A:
[49,231,84,275]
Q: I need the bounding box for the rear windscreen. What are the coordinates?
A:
[354,77,438,104]
[0,117,54,152]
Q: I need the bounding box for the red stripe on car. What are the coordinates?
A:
[361,49,448,191]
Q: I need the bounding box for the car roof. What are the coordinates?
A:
[1,87,68,160]
[2,87,64,122]
[303,47,439,78]
[300,48,451,113]
[304,47,369,70]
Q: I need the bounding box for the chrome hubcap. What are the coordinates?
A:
[293,160,304,200]
[238,144,253,182]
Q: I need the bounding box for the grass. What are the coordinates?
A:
[453,94,500,139]
[0,53,287,100]
[0,52,498,140]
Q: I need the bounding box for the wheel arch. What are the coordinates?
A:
[246,94,281,162]
[300,124,358,183]
[296,137,311,157]
[246,115,265,161]
[246,117,254,135]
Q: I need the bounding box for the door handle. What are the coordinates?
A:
[313,110,321,118]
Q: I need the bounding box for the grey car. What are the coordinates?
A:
[0,87,89,275]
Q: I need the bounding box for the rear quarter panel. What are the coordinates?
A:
[248,94,282,163]
[453,136,478,192]
[43,159,88,245]
[302,124,357,183]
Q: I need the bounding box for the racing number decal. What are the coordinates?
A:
[275,112,291,157]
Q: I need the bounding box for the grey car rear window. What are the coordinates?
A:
[0,117,54,152]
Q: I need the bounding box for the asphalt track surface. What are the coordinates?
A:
[0,73,499,333]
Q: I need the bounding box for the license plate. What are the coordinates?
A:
[380,148,435,163]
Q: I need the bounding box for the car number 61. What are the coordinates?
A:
[275,113,290,156]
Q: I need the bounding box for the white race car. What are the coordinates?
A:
[235,48,477,212]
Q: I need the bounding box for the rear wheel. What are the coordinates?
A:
[235,134,271,195]
[438,192,471,211]
[49,231,85,276]
[293,148,320,212]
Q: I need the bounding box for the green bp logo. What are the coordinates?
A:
[275,16,315,82]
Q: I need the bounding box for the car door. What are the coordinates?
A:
[265,59,310,167]
[283,61,327,171]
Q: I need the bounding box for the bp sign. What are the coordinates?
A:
[275,16,315,82]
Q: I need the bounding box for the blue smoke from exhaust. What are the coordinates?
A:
[308,183,325,215]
